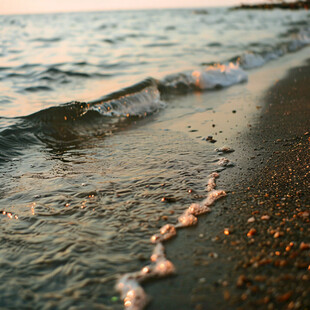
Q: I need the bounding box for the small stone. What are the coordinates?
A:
[236,275,248,288]
[273,231,283,238]
[209,252,218,258]
[276,291,292,303]
[223,290,230,300]
[224,228,230,235]
[195,304,203,310]
[300,242,310,251]
[254,275,267,282]
[247,228,257,237]
[247,217,255,223]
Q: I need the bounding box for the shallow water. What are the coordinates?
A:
[1,7,310,309]
[1,122,221,309]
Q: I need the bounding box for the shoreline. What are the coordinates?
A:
[143,51,310,309]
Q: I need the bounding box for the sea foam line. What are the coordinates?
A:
[115,160,229,310]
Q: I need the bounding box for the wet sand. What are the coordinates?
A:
[143,53,310,308]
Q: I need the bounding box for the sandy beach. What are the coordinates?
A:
[144,48,310,310]
[1,6,310,310]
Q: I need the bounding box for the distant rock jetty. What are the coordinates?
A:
[231,0,310,10]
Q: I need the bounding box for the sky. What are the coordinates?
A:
[0,0,269,15]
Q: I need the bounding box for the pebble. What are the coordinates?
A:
[247,228,257,237]
[299,242,310,251]
[209,252,218,258]
[273,231,283,238]
[224,228,230,235]
[236,275,249,288]
[247,217,255,223]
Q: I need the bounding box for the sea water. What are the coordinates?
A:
[0,7,310,309]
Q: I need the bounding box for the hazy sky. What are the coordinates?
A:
[0,0,267,15]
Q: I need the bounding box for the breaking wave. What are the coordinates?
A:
[1,22,310,163]
[237,26,310,69]
[0,63,248,162]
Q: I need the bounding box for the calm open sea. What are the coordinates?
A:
[0,7,309,309]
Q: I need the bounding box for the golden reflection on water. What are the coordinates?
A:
[31,202,36,215]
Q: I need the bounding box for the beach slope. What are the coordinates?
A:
[146,57,310,310]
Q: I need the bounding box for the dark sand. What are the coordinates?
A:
[145,60,310,309]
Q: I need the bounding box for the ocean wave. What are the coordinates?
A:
[0,62,249,162]
[159,63,247,95]
[238,26,310,69]
[0,79,165,161]
[25,63,248,125]
[32,37,62,43]
[1,22,310,161]
[24,86,53,92]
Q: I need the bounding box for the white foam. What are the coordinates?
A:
[239,27,310,71]
[239,52,266,70]
[188,202,211,216]
[91,86,166,118]
[202,189,227,206]
[116,278,149,310]
[190,62,248,89]
[150,224,177,243]
[206,172,219,192]
[218,157,234,167]
[215,146,235,153]
[176,211,198,228]
[153,258,175,276]
[117,172,226,309]
[116,242,176,309]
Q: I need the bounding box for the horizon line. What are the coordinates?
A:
[0,4,232,16]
